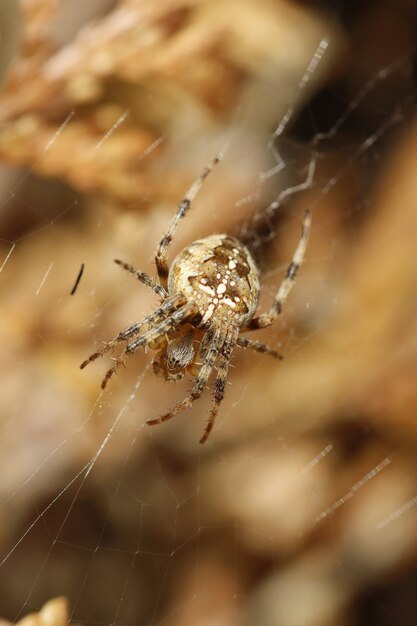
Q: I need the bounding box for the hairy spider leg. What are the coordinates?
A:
[101,301,198,388]
[114,259,168,298]
[236,336,282,360]
[247,210,311,330]
[155,155,221,287]
[80,293,185,369]
[147,324,224,426]
[200,325,238,444]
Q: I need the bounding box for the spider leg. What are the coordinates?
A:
[114,259,167,299]
[80,293,185,369]
[101,301,198,388]
[147,324,224,426]
[246,210,311,330]
[236,337,282,360]
[200,325,238,444]
[155,155,221,287]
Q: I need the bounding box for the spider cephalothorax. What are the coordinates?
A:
[81,156,311,443]
[152,326,196,382]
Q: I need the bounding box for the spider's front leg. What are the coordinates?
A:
[80,294,185,369]
[200,325,238,444]
[147,324,224,426]
[154,155,221,288]
[100,301,198,388]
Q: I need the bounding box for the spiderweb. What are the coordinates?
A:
[1,2,417,626]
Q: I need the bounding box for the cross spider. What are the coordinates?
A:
[81,156,311,443]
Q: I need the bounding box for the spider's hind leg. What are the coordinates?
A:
[246,210,311,330]
[114,259,167,298]
[155,155,221,287]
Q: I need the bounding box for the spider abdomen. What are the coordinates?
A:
[168,234,260,328]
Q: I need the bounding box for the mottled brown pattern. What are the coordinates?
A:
[169,234,260,327]
[82,160,310,443]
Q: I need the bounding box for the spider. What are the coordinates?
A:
[81,156,311,443]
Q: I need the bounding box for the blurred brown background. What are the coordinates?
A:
[1,1,417,625]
